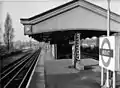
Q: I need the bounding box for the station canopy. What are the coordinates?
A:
[20,0,120,43]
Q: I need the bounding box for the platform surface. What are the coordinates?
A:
[44,59,120,88]
[28,47,54,88]
[28,49,45,88]
[28,48,120,88]
[44,58,101,88]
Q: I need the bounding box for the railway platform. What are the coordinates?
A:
[27,48,120,88]
[27,47,54,88]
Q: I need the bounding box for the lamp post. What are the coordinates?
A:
[107,0,111,87]
[106,2,116,88]
[107,0,111,37]
[106,0,111,87]
[101,0,111,87]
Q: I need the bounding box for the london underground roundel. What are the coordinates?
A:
[99,36,115,71]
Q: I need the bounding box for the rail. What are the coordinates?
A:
[0,48,41,88]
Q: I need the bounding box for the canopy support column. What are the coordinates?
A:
[73,32,84,70]
[51,44,57,59]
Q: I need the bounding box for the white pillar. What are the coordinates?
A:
[106,69,109,87]
[101,67,104,86]
[51,44,55,58]
[113,71,116,88]
[72,45,75,65]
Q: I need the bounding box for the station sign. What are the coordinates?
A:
[99,36,120,71]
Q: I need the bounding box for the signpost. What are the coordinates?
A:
[99,0,114,88]
[99,36,120,88]
[99,36,115,71]
[73,33,81,69]
[100,0,111,88]
[107,0,111,87]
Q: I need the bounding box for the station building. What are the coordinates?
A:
[20,0,120,59]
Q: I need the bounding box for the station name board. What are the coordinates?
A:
[99,49,113,57]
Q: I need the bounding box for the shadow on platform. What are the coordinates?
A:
[45,68,101,88]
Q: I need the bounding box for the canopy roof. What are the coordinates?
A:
[20,0,120,35]
[20,0,120,43]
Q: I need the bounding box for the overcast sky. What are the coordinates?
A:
[1,0,120,42]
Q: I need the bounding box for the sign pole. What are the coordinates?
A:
[107,0,110,37]
[101,67,104,86]
[106,0,111,87]
[106,69,109,87]
[113,71,116,88]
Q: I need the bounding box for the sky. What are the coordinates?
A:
[0,0,120,42]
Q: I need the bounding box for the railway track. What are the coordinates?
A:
[57,52,98,60]
[0,48,41,88]
[81,52,99,60]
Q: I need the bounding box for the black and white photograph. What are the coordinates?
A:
[0,0,120,88]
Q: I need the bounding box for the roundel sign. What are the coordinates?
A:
[99,36,115,71]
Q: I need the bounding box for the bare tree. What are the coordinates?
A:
[4,13,14,52]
